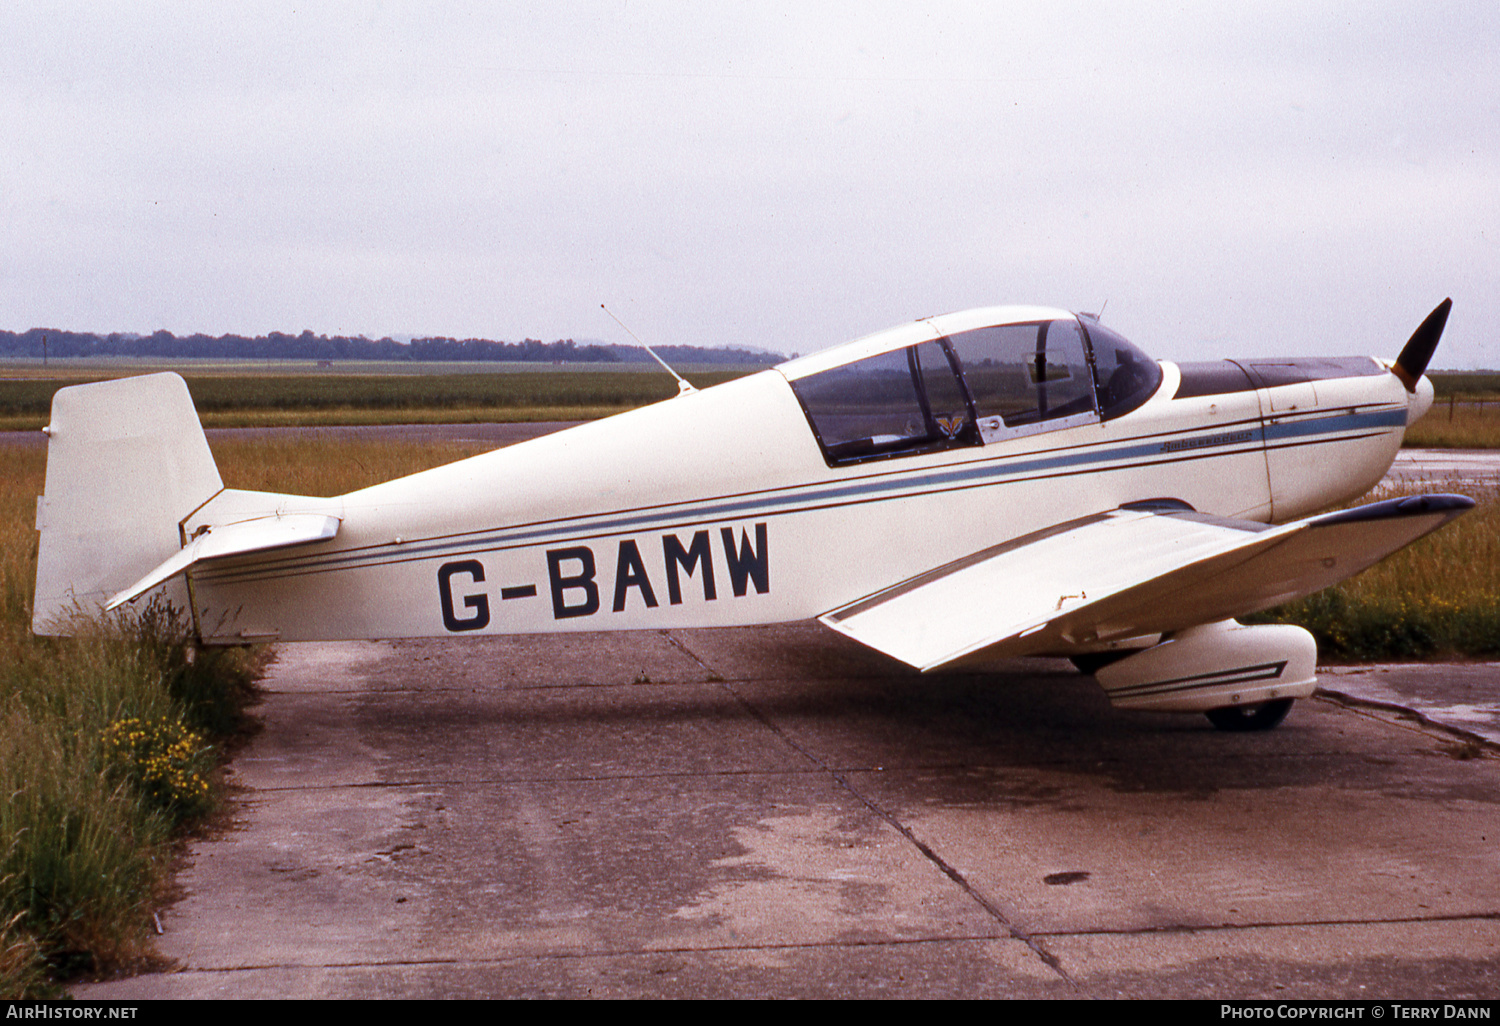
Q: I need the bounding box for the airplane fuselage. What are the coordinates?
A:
[182,326,1412,647]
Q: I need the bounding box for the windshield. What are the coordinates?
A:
[1081,319,1163,419]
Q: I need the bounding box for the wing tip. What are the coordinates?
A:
[1309,493,1474,528]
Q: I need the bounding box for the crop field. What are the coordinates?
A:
[0,366,756,431]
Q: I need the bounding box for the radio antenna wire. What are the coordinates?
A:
[601,305,696,396]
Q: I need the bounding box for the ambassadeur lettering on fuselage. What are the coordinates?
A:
[436,523,770,632]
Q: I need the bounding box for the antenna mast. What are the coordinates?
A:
[601,305,696,396]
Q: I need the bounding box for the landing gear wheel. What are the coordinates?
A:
[1069,651,1140,675]
[1205,699,1294,732]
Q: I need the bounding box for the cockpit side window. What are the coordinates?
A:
[791,339,978,465]
[914,342,975,444]
[944,319,1097,441]
[1081,320,1164,420]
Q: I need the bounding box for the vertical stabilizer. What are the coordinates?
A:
[32,373,223,634]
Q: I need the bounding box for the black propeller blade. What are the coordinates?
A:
[1392,298,1452,392]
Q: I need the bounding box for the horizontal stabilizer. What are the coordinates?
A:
[821,495,1472,671]
[106,513,340,611]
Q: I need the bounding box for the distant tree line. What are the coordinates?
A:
[0,328,781,366]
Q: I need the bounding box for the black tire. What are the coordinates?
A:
[1068,650,1141,675]
[1205,699,1294,732]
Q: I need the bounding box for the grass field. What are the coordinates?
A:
[1416,375,1500,447]
[1431,372,1500,397]
[1404,403,1500,448]
[0,368,754,432]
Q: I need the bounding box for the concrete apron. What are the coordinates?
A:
[75,626,1500,999]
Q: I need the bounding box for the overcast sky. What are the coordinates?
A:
[2,2,1496,365]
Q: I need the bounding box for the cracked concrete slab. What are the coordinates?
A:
[1321,663,1500,745]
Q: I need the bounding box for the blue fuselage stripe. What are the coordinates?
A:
[196,405,1404,584]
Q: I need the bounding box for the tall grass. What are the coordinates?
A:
[0,484,242,993]
[1252,483,1500,660]
[0,540,260,991]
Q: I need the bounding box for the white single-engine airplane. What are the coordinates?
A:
[34,300,1471,731]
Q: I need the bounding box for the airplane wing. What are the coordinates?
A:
[820,495,1472,672]
[105,513,340,612]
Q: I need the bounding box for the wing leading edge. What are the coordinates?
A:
[820,495,1473,672]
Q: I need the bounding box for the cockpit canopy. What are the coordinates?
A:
[779,307,1161,466]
